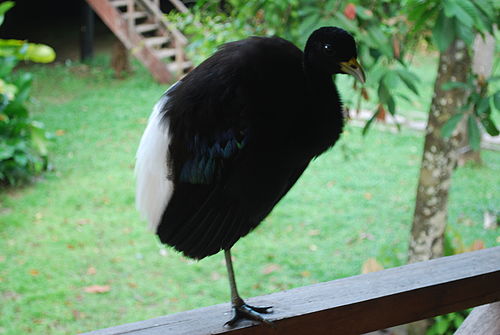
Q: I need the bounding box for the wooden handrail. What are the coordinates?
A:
[455,302,500,335]
[80,247,500,335]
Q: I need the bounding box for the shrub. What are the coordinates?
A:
[0,1,55,186]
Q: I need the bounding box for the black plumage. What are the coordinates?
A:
[136,26,365,326]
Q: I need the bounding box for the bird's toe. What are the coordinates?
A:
[225,303,273,327]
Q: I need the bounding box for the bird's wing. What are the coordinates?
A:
[155,37,310,259]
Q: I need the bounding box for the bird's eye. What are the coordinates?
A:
[323,44,335,55]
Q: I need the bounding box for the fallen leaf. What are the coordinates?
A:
[55,129,66,136]
[262,264,281,275]
[308,229,320,236]
[86,266,96,275]
[210,271,222,281]
[84,285,111,294]
[29,269,40,276]
[359,232,375,241]
[467,240,485,252]
[76,218,91,225]
[364,192,372,200]
[127,282,138,288]
[361,258,383,274]
[300,271,311,278]
[72,309,85,320]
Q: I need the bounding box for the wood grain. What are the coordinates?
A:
[454,302,500,335]
[80,247,500,335]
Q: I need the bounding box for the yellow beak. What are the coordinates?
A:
[339,58,366,84]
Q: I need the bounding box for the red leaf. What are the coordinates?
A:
[344,3,356,20]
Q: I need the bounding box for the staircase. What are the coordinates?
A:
[85,0,191,83]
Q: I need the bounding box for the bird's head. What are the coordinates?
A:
[305,26,366,84]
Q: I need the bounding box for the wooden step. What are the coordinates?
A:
[110,0,130,7]
[144,36,169,47]
[167,61,192,73]
[155,48,176,59]
[123,11,148,20]
[135,23,159,33]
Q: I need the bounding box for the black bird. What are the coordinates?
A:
[135,26,365,326]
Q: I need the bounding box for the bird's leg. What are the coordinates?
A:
[224,249,273,327]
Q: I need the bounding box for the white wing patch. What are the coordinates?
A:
[135,91,174,232]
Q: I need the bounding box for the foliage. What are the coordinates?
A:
[302,0,421,134]
[167,0,300,65]
[0,1,55,185]
[407,0,500,149]
[427,310,468,335]
[167,0,420,133]
[441,74,500,150]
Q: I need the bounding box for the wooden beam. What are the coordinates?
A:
[454,302,500,335]
[80,247,500,335]
[80,1,95,61]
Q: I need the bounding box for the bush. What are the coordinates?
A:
[0,1,55,186]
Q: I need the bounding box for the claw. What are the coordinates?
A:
[225,303,273,327]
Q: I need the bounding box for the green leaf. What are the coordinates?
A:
[433,11,456,52]
[456,0,481,25]
[367,26,392,58]
[14,153,28,166]
[480,115,499,136]
[435,316,450,334]
[387,96,396,116]
[362,110,378,136]
[396,69,420,96]
[475,97,490,115]
[383,71,399,89]
[474,0,495,21]
[26,43,56,63]
[453,313,465,328]
[0,142,14,160]
[0,56,18,77]
[441,81,469,91]
[0,1,14,27]
[377,81,390,105]
[441,113,464,138]
[443,0,474,27]
[409,2,439,33]
[455,21,474,45]
[30,122,49,156]
[493,92,500,111]
[467,115,481,151]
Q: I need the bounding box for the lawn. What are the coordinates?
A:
[0,56,499,335]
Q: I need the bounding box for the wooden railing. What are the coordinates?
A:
[80,247,500,335]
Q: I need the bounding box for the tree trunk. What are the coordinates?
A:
[408,39,471,264]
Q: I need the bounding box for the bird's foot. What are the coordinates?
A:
[225,303,273,327]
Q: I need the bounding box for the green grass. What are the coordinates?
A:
[0,57,499,335]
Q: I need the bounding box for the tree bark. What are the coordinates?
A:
[408,39,471,264]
